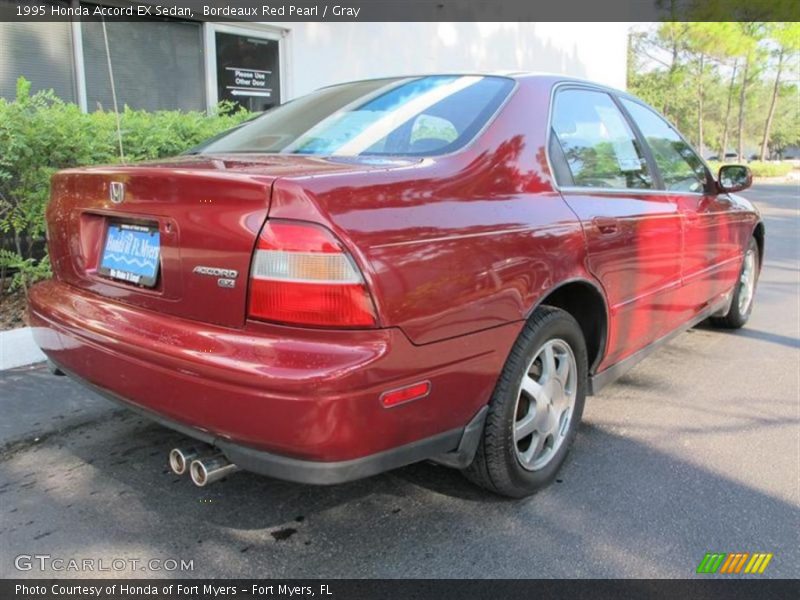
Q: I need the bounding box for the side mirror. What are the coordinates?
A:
[717,164,752,193]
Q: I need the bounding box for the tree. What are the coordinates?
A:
[628,21,798,161]
[767,84,800,158]
[759,23,800,159]
[684,23,742,155]
[656,23,691,120]
[718,57,739,159]
[735,23,764,161]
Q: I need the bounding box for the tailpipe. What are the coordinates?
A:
[189,454,239,487]
[169,446,208,476]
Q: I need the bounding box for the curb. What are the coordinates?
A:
[0,327,47,371]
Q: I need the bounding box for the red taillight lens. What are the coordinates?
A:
[248,221,377,327]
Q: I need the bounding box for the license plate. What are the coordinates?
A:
[99,222,160,287]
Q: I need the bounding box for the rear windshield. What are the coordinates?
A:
[200,75,514,157]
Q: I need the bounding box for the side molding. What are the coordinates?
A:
[589,294,730,394]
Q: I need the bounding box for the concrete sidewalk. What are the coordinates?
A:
[0,327,46,371]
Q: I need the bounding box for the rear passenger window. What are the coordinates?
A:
[551,89,653,190]
[620,98,707,193]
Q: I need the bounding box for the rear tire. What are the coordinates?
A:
[711,237,759,329]
[463,306,588,498]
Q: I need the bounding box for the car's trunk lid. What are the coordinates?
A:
[47,155,395,328]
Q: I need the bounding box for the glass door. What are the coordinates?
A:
[215,31,281,112]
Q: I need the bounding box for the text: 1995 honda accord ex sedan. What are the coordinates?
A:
[29,74,763,497]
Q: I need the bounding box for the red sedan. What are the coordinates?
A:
[29,74,762,497]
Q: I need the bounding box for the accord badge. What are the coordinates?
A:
[193,265,238,288]
[193,266,238,279]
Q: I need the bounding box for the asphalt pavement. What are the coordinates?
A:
[0,184,797,579]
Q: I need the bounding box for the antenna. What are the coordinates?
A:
[100,15,125,163]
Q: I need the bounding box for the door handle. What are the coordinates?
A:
[592,217,619,235]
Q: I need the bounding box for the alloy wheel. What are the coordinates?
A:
[738,247,757,315]
[513,338,578,471]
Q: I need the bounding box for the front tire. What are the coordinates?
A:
[711,237,759,329]
[463,306,588,498]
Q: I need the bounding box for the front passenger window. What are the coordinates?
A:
[551,89,653,190]
[620,98,707,193]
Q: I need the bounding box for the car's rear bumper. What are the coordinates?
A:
[28,280,520,478]
[51,360,488,484]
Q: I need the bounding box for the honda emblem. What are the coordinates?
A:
[109,181,125,204]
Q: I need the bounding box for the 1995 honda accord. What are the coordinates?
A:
[29,74,762,497]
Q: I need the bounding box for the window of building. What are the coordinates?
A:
[0,5,289,115]
[81,17,205,112]
[620,98,707,193]
[551,88,653,190]
[0,19,76,102]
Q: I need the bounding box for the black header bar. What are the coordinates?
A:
[1,0,798,22]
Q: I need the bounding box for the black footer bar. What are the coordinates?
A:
[3,579,799,600]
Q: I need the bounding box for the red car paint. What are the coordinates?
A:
[28,75,760,471]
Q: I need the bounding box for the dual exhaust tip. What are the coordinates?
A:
[169,446,239,487]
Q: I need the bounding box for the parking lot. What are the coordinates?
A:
[0,184,797,579]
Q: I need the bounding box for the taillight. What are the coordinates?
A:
[248,220,377,327]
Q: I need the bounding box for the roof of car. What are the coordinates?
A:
[327,71,622,89]
[315,72,631,104]
[508,71,625,90]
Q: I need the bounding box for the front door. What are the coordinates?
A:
[618,97,742,315]
[549,87,684,369]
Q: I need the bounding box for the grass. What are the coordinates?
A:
[706,160,794,178]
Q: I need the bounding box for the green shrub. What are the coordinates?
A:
[0,77,251,290]
[746,161,794,178]
[706,159,794,178]
[0,248,51,293]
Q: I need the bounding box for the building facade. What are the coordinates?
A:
[1,3,629,112]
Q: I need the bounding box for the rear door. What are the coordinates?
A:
[617,97,742,314]
[549,86,684,369]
